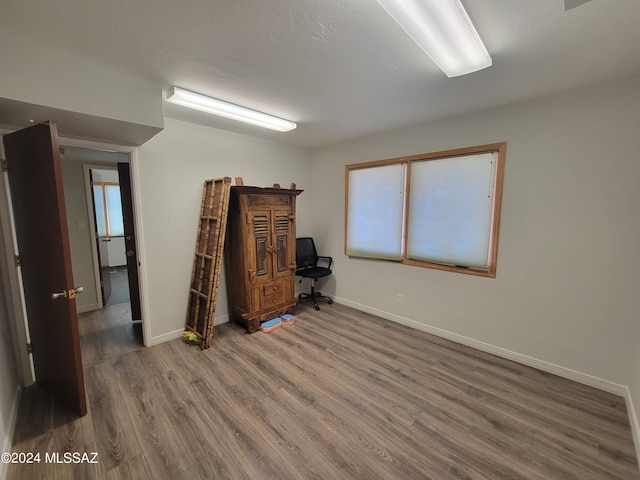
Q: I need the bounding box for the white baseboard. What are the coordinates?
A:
[148,315,229,346]
[1,385,22,480]
[76,303,100,314]
[334,297,628,396]
[148,328,184,346]
[624,387,640,472]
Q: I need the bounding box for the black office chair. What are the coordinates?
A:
[295,237,333,310]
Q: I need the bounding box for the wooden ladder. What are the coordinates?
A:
[185,177,232,349]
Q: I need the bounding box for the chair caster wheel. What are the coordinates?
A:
[315,305,320,311]
[328,298,333,305]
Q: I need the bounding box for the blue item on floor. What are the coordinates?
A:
[260,317,282,333]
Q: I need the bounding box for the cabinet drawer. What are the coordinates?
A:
[259,280,285,310]
[263,281,284,296]
[261,290,285,309]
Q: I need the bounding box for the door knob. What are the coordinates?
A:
[51,290,67,300]
[69,286,84,299]
[51,286,84,300]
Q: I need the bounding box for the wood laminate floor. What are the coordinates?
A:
[8,303,640,479]
[78,302,143,367]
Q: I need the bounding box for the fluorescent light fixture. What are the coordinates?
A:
[375,0,492,77]
[166,87,297,132]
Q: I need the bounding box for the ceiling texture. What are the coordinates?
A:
[1,0,640,148]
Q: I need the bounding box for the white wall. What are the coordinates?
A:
[311,75,640,392]
[94,169,119,183]
[0,32,162,131]
[136,118,312,341]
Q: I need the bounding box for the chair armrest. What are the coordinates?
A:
[295,265,310,276]
[317,255,333,270]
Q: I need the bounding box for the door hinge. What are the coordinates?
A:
[14,255,21,267]
[26,342,33,355]
[1,158,7,172]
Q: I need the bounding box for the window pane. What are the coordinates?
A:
[346,164,404,260]
[93,185,107,237]
[105,185,124,237]
[407,152,496,269]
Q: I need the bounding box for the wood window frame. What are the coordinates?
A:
[345,142,506,278]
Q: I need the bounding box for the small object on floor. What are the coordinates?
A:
[183,330,201,345]
[260,318,282,333]
[281,314,296,325]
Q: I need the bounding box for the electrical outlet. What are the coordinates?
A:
[396,294,404,304]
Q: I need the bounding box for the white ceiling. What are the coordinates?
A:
[1,0,640,148]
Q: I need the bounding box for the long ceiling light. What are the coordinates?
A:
[166,87,297,132]
[375,0,492,77]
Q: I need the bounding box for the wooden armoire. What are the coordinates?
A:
[224,184,303,333]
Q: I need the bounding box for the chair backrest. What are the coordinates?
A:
[296,237,318,268]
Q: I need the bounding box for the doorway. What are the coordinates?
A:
[60,146,144,354]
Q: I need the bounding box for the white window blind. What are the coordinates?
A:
[105,185,124,236]
[93,183,124,237]
[345,143,505,277]
[346,163,405,260]
[407,152,497,269]
[93,185,108,237]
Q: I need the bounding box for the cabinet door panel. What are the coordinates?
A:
[275,234,288,273]
[251,213,271,284]
[255,237,269,276]
[272,211,294,279]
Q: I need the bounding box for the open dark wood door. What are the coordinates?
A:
[117,162,141,321]
[3,122,87,416]
[97,237,112,304]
